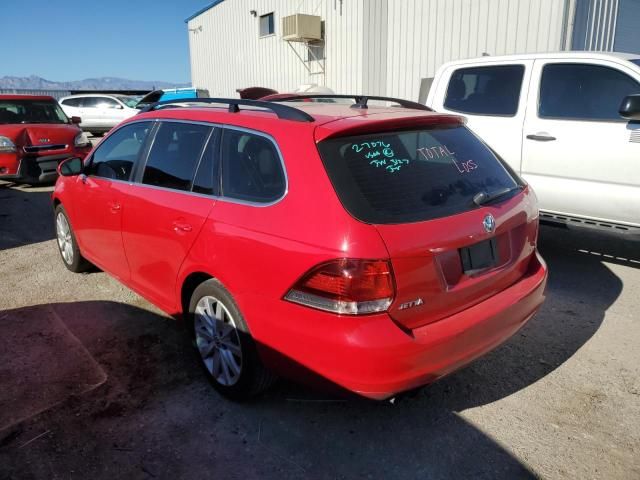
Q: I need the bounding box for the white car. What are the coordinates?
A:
[59,94,139,136]
[426,52,640,238]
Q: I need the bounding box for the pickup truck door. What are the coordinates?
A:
[521,59,640,227]
[429,60,534,175]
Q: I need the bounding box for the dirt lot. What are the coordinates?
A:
[0,180,639,479]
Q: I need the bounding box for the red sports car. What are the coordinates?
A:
[0,95,91,184]
[52,95,547,400]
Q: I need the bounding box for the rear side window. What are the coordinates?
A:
[97,97,121,109]
[142,122,212,191]
[539,63,640,121]
[444,65,524,116]
[317,126,519,224]
[81,97,101,108]
[61,98,82,107]
[87,122,152,181]
[221,129,285,203]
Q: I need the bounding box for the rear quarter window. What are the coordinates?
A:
[317,125,520,224]
[220,129,285,203]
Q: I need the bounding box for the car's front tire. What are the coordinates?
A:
[189,279,276,400]
[54,205,91,273]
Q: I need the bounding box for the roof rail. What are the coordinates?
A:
[139,97,315,122]
[265,94,433,111]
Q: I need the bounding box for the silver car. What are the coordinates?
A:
[59,94,139,136]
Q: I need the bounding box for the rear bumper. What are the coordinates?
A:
[250,250,548,400]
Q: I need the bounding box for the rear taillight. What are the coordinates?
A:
[284,259,395,315]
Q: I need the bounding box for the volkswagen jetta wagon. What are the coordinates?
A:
[52,95,547,400]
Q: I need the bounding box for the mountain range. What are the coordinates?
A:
[0,75,190,91]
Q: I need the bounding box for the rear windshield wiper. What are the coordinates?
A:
[473,185,522,206]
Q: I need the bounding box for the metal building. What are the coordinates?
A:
[186,0,640,101]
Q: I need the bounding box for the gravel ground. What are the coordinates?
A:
[0,180,638,479]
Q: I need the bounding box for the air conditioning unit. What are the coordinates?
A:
[282,14,322,42]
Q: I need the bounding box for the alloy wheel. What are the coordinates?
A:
[194,295,243,386]
[56,212,73,265]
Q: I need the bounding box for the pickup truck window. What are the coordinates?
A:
[444,65,524,117]
[631,59,640,67]
[539,63,640,121]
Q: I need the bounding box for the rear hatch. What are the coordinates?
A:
[316,116,539,330]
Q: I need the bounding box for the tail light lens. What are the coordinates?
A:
[284,259,395,315]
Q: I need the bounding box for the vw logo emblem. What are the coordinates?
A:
[483,214,496,233]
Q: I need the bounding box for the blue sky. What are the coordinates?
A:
[2,0,210,83]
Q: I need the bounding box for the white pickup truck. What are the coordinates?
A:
[426,52,640,238]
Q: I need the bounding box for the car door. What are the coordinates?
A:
[72,121,154,281]
[120,120,218,311]
[77,96,100,128]
[432,61,534,174]
[59,97,82,120]
[522,60,640,227]
[97,97,127,128]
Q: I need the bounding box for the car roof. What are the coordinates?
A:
[131,101,465,142]
[0,94,56,101]
[60,93,119,99]
[439,51,640,68]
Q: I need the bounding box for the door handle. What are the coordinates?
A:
[107,201,121,213]
[526,133,556,142]
[172,222,192,233]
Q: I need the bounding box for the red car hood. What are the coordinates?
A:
[0,124,81,148]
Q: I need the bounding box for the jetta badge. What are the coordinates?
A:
[38,138,50,143]
[483,214,496,233]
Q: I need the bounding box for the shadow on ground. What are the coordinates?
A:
[421,224,625,411]
[0,182,55,250]
[0,226,627,479]
[0,301,533,479]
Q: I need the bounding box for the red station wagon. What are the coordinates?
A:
[52,95,548,400]
[0,95,92,183]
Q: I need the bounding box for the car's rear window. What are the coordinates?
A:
[317,125,520,224]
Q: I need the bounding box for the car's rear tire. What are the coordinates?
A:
[54,205,91,273]
[188,279,276,400]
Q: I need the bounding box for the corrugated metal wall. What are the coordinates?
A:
[188,0,568,100]
[0,89,71,99]
[381,0,568,99]
[188,0,366,97]
[571,0,619,51]
[614,0,640,53]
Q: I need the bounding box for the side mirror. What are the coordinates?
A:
[58,157,84,177]
[71,116,82,124]
[115,104,124,109]
[619,94,640,120]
